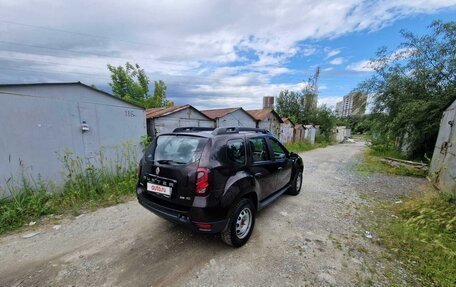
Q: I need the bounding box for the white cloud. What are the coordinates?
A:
[318,96,343,108]
[325,48,341,58]
[0,0,455,108]
[329,57,345,65]
[346,60,376,72]
[346,47,416,72]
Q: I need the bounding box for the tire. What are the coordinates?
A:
[287,170,303,196]
[221,198,255,247]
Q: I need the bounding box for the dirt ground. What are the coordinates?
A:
[0,142,427,287]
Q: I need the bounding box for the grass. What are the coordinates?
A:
[356,149,427,177]
[0,143,138,235]
[374,191,456,286]
[285,140,331,153]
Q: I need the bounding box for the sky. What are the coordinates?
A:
[0,0,455,110]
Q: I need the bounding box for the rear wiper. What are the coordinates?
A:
[156,159,186,165]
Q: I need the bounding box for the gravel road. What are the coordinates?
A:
[0,142,426,286]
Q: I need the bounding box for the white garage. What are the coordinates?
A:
[146,105,215,138]
[201,107,257,128]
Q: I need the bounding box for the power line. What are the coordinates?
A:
[0,40,196,67]
[0,40,105,56]
[0,55,108,72]
[0,66,109,81]
[0,19,162,48]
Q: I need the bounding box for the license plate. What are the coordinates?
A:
[147,183,172,197]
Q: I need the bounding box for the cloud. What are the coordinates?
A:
[346,47,416,72]
[325,48,341,58]
[0,0,455,108]
[318,96,343,108]
[329,57,345,65]
[346,60,376,72]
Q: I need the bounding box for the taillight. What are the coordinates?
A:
[195,167,210,196]
[194,222,212,231]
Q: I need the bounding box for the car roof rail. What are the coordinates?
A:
[173,127,215,133]
[211,127,270,135]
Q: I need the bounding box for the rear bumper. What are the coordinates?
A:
[137,187,228,234]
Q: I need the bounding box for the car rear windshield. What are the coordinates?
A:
[145,135,208,165]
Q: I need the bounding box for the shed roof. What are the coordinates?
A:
[294,124,305,130]
[146,105,212,120]
[281,117,295,126]
[246,108,283,123]
[201,107,256,121]
[0,81,145,109]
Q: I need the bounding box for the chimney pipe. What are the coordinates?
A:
[263,96,274,109]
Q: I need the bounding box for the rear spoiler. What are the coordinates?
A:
[172,126,270,135]
[212,127,270,135]
[173,127,215,133]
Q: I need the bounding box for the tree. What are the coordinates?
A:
[145,80,173,107]
[276,88,336,142]
[356,20,456,159]
[306,105,337,141]
[275,90,300,122]
[107,62,172,108]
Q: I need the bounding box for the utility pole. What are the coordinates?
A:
[306,66,320,109]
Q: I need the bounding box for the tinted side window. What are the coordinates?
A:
[270,138,287,160]
[248,137,270,162]
[227,139,246,164]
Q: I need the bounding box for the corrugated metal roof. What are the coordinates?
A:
[201,107,242,119]
[247,108,283,123]
[146,105,190,119]
[281,117,295,125]
[0,81,145,109]
[146,105,213,120]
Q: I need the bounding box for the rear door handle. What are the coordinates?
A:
[277,167,283,171]
[254,172,263,177]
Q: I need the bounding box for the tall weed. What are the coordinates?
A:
[0,142,139,234]
[377,191,456,286]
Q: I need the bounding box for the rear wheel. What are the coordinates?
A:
[287,170,303,196]
[221,198,255,247]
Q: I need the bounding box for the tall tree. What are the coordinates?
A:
[107,62,172,108]
[276,88,336,141]
[108,62,149,104]
[145,80,173,107]
[356,20,456,158]
[275,90,300,122]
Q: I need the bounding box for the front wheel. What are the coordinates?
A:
[221,198,255,247]
[287,170,303,196]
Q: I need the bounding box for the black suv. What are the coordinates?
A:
[136,127,303,247]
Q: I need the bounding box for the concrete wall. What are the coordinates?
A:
[149,108,214,137]
[216,109,256,128]
[430,100,456,193]
[0,84,146,197]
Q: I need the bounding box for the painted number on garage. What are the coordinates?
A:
[125,110,136,117]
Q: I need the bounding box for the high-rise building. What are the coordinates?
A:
[335,92,366,117]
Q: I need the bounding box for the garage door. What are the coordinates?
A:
[179,119,199,127]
